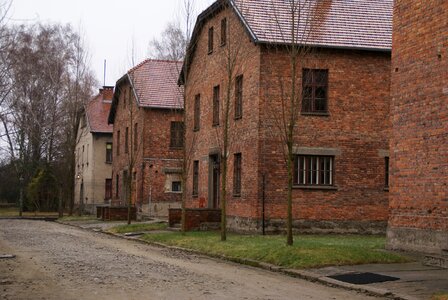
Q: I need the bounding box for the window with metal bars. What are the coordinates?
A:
[193,160,199,197]
[235,75,243,119]
[208,27,214,53]
[233,153,242,196]
[221,18,227,46]
[170,121,184,149]
[213,85,220,126]
[294,155,333,186]
[302,69,328,113]
[194,94,200,131]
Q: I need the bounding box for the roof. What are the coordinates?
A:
[108,59,184,124]
[233,0,393,51]
[85,87,114,134]
[129,59,184,109]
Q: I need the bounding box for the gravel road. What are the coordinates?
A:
[0,220,383,300]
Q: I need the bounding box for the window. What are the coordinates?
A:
[233,153,242,196]
[194,94,200,131]
[116,130,120,156]
[134,123,138,152]
[235,75,243,119]
[125,127,129,153]
[302,69,328,113]
[208,26,214,53]
[123,88,127,106]
[170,121,184,148]
[172,181,182,192]
[115,174,119,197]
[221,18,227,46]
[106,143,113,163]
[295,155,333,186]
[385,157,389,189]
[213,85,220,126]
[105,179,112,200]
[193,160,199,196]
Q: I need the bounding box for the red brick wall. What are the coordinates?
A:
[259,47,391,233]
[184,6,261,220]
[185,4,391,233]
[387,0,448,253]
[111,82,183,214]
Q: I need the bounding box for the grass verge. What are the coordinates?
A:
[432,293,448,300]
[108,222,168,234]
[141,232,410,269]
[58,215,98,222]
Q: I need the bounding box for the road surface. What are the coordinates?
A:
[0,220,383,300]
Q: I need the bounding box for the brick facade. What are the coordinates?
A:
[387,0,448,253]
[109,61,183,218]
[183,3,391,233]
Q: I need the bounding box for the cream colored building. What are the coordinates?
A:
[74,87,114,214]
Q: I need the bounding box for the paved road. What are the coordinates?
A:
[0,220,383,300]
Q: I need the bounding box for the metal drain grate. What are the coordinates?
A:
[328,272,399,285]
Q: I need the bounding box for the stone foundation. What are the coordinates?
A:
[386,227,448,255]
[227,216,387,235]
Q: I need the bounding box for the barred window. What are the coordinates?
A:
[194,94,200,131]
[170,121,184,149]
[213,85,220,126]
[295,155,333,186]
[235,75,243,119]
[193,160,199,197]
[208,27,214,53]
[233,153,242,196]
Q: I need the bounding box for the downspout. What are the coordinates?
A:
[262,173,266,235]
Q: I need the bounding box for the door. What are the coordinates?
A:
[209,154,220,208]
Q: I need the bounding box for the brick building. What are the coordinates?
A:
[182,0,392,233]
[108,59,184,217]
[74,86,114,213]
[387,1,447,254]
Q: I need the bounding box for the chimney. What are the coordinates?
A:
[100,86,114,102]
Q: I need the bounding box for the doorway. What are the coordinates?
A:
[209,154,220,208]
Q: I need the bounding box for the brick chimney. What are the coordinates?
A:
[99,86,114,102]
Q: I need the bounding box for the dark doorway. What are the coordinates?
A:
[209,154,220,208]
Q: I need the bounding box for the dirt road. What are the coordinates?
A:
[0,220,383,300]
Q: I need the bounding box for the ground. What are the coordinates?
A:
[0,219,382,300]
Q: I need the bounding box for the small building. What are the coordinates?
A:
[108,59,184,218]
[181,0,392,233]
[387,0,447,254]
[74,86,114,213]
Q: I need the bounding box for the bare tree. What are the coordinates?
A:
[1,23,95,213]
[148,22,187,61]
[265,0,317,245]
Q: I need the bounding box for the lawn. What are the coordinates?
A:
[141,232,410,269]
[108,222,168,234]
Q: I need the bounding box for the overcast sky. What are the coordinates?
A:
[9,0,214,87]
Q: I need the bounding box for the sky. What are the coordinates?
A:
[9,0,214,87]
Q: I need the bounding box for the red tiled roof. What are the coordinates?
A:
[86,87,114,133]
[128,59,184,109]
[232,0,393,51]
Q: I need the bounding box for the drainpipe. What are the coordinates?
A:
[262,174,266,235]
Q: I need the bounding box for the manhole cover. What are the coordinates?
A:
[328,272,399,285]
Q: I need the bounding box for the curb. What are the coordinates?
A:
[55,220,413,300]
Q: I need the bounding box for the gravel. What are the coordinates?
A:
[0,219,384,300]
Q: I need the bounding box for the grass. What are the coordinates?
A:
[58,215,98,222]
[141,232,410,269]
[432,293,448,300]
[108,222,168,234]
